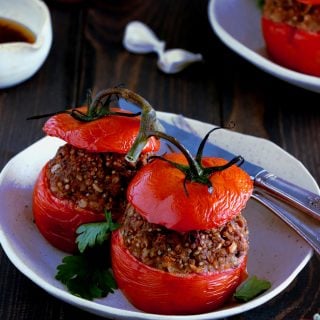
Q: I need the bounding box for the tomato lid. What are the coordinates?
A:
[43,107,160,153]
[127,153,253,232]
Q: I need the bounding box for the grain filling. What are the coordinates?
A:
[46,144,147,214]
[263,0,320,32]
[121,204,249,274]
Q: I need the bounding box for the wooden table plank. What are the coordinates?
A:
[78,0,222,122]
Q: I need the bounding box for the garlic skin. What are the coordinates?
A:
[157,49,203,74]
[123,21,165,55]
[123,21,203,74]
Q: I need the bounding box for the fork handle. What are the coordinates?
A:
[254,170,320,221]
[252,191,320,256]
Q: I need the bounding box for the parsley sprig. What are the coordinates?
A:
[234,276,271,302]
[76,211,120,253]
[55,211,120,300]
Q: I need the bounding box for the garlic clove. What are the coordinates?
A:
[123,21,165,54]
[157,49,203,74]
[123,21,203,74]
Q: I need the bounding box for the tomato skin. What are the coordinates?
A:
[34,107,159,252]
[262,17,320,76]
[127,153,253,232]
[111,229,247,315]
[297,0,320,4]
[33,164,106,253]
[43,107,160,153]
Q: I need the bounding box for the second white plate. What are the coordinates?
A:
[208,0,320,93]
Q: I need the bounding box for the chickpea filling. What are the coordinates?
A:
[46,144,147,214]
[121,204,249,274]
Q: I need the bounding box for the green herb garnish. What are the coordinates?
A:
[76,211,120,253]
[234,276,271,302]
[55,211,119,300]
[55,249,117,300]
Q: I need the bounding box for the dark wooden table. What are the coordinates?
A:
[0,1,319,319]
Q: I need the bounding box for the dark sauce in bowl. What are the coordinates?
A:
[0,17,36,44]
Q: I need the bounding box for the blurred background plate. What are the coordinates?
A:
[208,0,320,93]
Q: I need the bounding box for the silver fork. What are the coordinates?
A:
[252,190,320,255]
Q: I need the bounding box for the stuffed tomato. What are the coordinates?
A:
[32,89,160,253]
[261,0,320,76]
[111,151,253,315]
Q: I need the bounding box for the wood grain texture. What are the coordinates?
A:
[77,0,222,123]
[0,0,319,319]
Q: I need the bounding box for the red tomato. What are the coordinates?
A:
[33,106,160,252]
[262,17,320,76]
[43,107,160,153]
[297,0,320,4]
[33,164,106,252]
[127,153,253,232]
[111,229,247,315]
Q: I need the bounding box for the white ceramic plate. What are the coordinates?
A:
[0,112,319,320]
[208,0,320,93]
